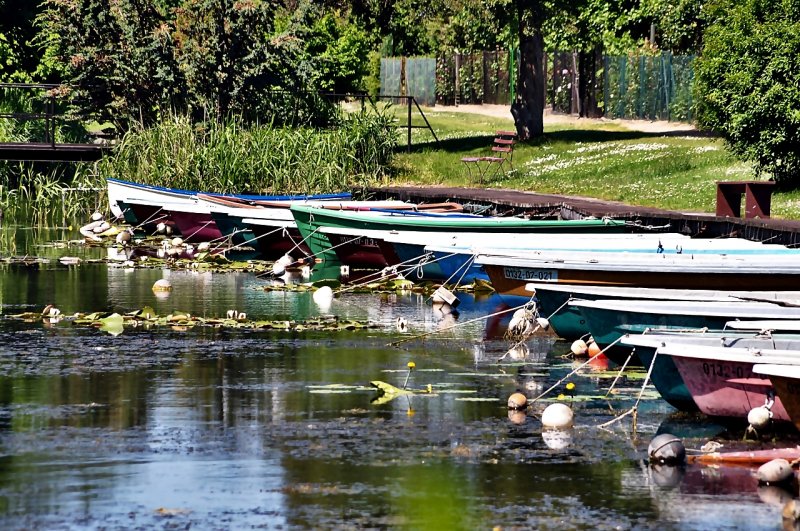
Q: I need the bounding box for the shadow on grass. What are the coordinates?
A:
[401,127,711,154]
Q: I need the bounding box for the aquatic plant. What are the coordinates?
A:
[98,110,398,195]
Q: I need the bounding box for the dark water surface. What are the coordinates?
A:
[0,224,793,529]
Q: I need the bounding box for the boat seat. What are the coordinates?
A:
[461,130,517,184]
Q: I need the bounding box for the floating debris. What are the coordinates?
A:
[6,308,378,335]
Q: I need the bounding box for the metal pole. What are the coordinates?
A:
[407,96,412,152]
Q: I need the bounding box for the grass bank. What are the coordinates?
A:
[391,108,800,220]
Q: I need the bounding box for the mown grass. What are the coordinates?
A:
[390,108,800,219]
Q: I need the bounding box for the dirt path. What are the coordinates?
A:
[426,103,698,134]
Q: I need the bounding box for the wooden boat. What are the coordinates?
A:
[621,331,800,413]
[107,177,351,223]
[753,364,800,431]
[527,282,800,341]
[290,205,631,264]
[658,343,800,421]
[571,298,800,366]
[478,250,800,302]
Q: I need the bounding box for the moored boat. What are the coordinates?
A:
[658,343,800,421]
[753,364,800,431]
[290,205,631,265]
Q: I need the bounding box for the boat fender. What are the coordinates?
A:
[196,241,210,252]
[570,339,588,356]
[507,392,527,410]
[648,434,686,465]
[171,237,184,247]
[156,222,166,234]
[313,285,334,305]
[757,459,795,486]
[91,211,103,221]
[541,403,573,429]
[272,254,294,276]
[748,403,774,431]
[586,338,602,356]
[79,220,103,242]
[535,317,550,331]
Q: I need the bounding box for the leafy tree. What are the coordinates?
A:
[695,0,800,185]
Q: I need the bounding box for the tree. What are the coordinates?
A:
[695,0,800,185]
[511,0,547,139]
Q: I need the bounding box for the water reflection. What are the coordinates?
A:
[0,222,795,528]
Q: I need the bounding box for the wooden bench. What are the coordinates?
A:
[715,181,775,219]
[461,130,517,183]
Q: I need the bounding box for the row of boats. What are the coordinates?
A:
[108,178,800,429]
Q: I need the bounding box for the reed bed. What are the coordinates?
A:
[0,163,105,226]
[99,111,398,194]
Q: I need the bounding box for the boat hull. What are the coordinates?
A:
[671,355,790,421]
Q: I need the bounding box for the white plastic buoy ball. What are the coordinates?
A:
[156,222,166,234]
[748,405,773,430]
[91,211,103,221]
[197,241,210,252]
[535,317,550,331]
[542,429,572,450]
[541,403,574,429]
[507,392,527,410]
[571,339,589,356]
[313,286,334,305]
[152,279,172,292]
[395,317,408,332]
[272,254,294,276]
[171,237,184,247]
[648,433,686,465]
[92,221,111,233]
[757,459,794,485]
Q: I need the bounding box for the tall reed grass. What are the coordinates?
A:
[99,110,398,194]
[0,163,105,226]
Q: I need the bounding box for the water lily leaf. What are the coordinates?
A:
[312,279,341,289]
[370,380,413,398]
[388,279,415,290]
[98,313,124,336]
[472,278,495,292]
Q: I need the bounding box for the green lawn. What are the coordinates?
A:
[388,107,800,220]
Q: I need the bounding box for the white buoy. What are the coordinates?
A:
[197,241,210,252]
[116,230,132,244]
[171,237,184,247]
[571,339,589,356]
[748,405,773,430]
[757,459,794,485]
[535,317,550,331]
[91,211,104,221]
[272,254,294,276]
[541,403,574,429]
[396,317,408,332]
[313,285,334,306]
[92,220,111,234]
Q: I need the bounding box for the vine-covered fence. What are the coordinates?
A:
[380,51,696,122]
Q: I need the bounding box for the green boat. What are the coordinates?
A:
[289,205,630,264]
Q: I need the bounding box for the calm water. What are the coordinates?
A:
[0,223,795,529]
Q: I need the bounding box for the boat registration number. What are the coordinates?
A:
[503,267,558,282]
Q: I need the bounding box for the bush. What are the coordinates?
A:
[695,0,800,185]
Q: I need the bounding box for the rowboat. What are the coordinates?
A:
[621,331,800,412]
[107,177,351,224]
[570,298,800,366]
[526,283,800,340]
[753,364,800,430]
[658,343,800,421]
[478,250,800,303]
[290,205,631,264]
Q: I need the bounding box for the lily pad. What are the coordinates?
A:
[98,313,124,336]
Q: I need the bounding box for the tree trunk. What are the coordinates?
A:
[510,2,545,140]
[578,44,603,118]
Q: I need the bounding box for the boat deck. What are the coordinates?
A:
[367,186,800,247]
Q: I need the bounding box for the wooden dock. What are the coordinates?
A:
[367,185,800,247]
[0,142,108,162]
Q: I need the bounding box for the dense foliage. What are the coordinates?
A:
[695,0,800,185]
